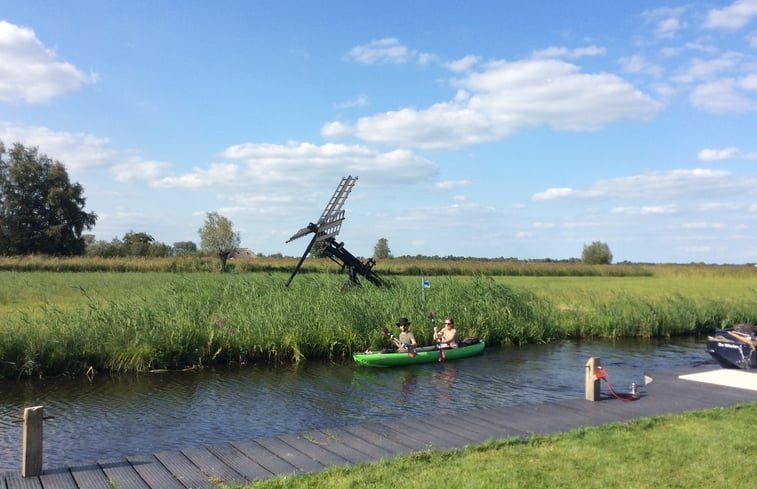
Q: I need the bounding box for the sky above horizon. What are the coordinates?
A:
[1,0,756,264]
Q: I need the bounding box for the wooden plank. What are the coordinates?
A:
[299,429,377,464]
[204,444,273,483]
[252,437,326,474]
[126,453,186,489]
[406,415,485,444]
[180,447,246,485]
[97,458,149,489]
[315,428,392,461]
[276,433,352,468]
[40,467,78,489]
[386,419,468,450]
[341,424,413,456]
[0,473,7,489]
[351,422,429,452]
[154,451,215,489]
[69,463,111,489]
[3,472,42,489]
[463,409,532,438]
[434,412,500,443]
[230,440,299,476]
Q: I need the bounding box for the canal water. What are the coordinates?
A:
[0,337,713,470]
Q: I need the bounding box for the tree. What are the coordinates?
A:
[173,241,198,255]
[0,141,97,255]
[373,237,392,260]
[582,241,613,264]
[198,212,240,272]
[123,231,154,256]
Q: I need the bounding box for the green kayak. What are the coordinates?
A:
[353,340,485,367]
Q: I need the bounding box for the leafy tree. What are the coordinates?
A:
[373,237,392,259]
[198,211,240,272]
[0,141,97,255]
[173,241,198,255]
[582,241,613,265]
[123,231,154,256]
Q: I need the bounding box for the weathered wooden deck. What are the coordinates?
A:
[2,367,755,489]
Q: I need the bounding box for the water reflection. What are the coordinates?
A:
[0,337,711,470]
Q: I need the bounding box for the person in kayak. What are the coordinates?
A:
[434,316,459,348]
[396,317,417,352]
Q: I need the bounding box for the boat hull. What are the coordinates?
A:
[706,326,757,370]
[353,341,485,367]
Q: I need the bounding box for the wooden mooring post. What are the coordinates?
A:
[584,357,602,401]
[22,405,44,477]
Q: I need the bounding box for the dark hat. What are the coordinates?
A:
[396,317,410,327]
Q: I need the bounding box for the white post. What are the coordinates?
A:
[584,357,602,401]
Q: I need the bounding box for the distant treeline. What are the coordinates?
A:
[1,254,756,278]
[0,254,664,276]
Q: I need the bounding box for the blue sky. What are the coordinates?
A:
[1,1,756,263]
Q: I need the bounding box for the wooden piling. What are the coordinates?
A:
[584,357,601,401]
[22,405,44,477]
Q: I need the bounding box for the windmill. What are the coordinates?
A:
[285,176,383,289]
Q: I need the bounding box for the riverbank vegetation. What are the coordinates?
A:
[242,402,757,489]
[1,259,755,379]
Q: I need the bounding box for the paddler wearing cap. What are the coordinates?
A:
[395,317,417,352]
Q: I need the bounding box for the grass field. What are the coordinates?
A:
[241,402,757,489]
[0,258,755,379]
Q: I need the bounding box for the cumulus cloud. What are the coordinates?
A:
[611,205,679,215]
[690,78,757,113]
[0,122,112,171]
[444,55,480,73]
[324,58,661,150]
[697,147,757,160]
[704,0,757,30]
[642,6,689,39]
[0,21,95,103]
[151,141,437,189]
[345,38,434,65]
[619,54,663,78]
[531,45,606,59]
[532,168,757,201]
[435,179,472,190]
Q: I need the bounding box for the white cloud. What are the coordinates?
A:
[0,21,95,103]
[531,45,606,59]
[656,17,685,38]
[697,147,757,160]
[325,58,661,150]
[335,95,368,109]
[532,168,757,201]
[113,158,174,183]
[619,54,663,78]
[690,78,757,113]
[674,53,743,83]
[642,6,689,39]
[435,179,472,190]
[704,0,757,30]
[346,38,408,64]
[611,205,678,215]
[682,222,725,229]
[0,122,112,171]
[444,55,480,73]
[345,38,434,65]
[151,141,438,188]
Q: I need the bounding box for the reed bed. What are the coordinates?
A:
[1,268,755,379]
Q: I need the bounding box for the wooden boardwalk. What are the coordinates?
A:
[2,367,755,489]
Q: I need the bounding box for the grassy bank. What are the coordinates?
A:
[1,265,755,379]
[242,402,757,489]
